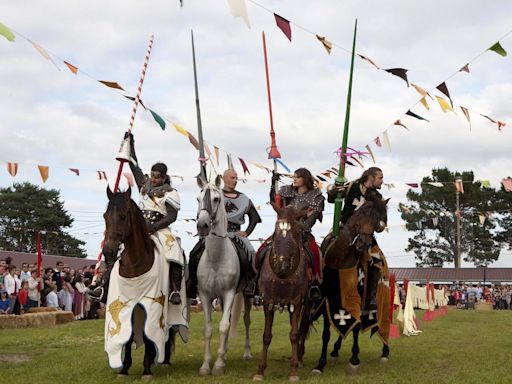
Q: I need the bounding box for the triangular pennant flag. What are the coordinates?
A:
[69,168,80,176]
[498,121,506,131]
[460,106,471,130]
[149,110,166,130]
[249,161,271,173]
[501,178,512,192]
[274,14,292,41]
[97,171,108,181]
[394,119,408,129]
[405,110,430,122]
[7,162,18,177]
[488,42,507,57]
[99,80,125,91]
[321,172,332,179]
[172,122,189,137]
[204,143,212,158]
[383,130,391,151]
[480,114,497,124]
[406,183,419,188]
[187,132,200,150]
[365,144,376,163]
[435,96,453,113]
[123,172,134,187]
[427,182,443,187]
[436,82,454,109]
[419,97,430,111]
[0,22,15,42]
[481,180,490,188]
[124,96,146,109]
[351,156,365,168]
[227,154,234,170]
[38,165,49,183]
[226,0,251,28]
[239,158,251,175]
[214,146,220,165]
[459,63,470,73]
[411,83,432,99]
[316,35,332,54]
[29,40,50,60]
[384,68,409,86]
[63,61,78,74]
[454,179,464,193]
[358,54,380,69]
[478,213,486,225]
[374,136,382,147]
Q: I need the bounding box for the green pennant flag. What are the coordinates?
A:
[488,42,507,57]
[149,110,166,130]
[481,180,491,188]
[0,22,15,42]
[406,109,430,122]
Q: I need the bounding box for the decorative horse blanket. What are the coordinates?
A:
[104,236,189,369]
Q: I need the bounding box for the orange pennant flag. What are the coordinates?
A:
[64,61,78,74]
[7,162,18,177]
[38,165,49,183]
[454,179,464,193]
[99,80,125,91]
[316,35,332,54]
[435,96,453,113]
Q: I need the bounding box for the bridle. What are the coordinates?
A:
[198,186,226,238]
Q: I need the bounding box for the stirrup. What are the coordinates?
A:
[169,291,182,305]
[308,285,322,302]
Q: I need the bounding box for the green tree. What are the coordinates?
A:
[399,168,509,267]
[0,182,86,257]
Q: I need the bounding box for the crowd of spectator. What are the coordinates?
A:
[0,257,104,318]
[446,283,512,310]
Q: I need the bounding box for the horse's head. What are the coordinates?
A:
[347,197,389,252]
[103,186,134,262]
[196,175,224,237]
[270,202,308,278]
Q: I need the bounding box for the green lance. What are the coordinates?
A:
[333,19,357,236]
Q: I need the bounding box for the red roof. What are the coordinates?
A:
[0,250,99,271]
[390,267,512,283]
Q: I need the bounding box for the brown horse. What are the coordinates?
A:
[300,198,390,376]
[253,204,310,382]
[103,187,174,378]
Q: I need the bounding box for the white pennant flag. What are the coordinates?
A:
[226,0,251,28]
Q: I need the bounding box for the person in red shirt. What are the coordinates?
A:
[16,281,29,314]
[453,289,462,308]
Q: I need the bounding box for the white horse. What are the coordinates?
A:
[196,175,252,376]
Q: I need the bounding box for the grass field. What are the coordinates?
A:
[1,308,511,383]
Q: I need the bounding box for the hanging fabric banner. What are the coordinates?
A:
[394,119,408,129]
[7,162,18,177]
[63,61,78,74]
[123,172,135,187]
[358,54,380,69]
[0,22,15,42]
[374,136,382,147]
[488,42,507,57]
[498,121,506,131]
[365,144,376,163]
[454,179,464,193]
[383,130,391,151]
[97,171,108,181]
[226,0,251,28]
[411,83,431,99]
[419,97,430,111]
[427,182,443,187]
[460,106,471,130]
[480,114,497,124]
[69,168,80,176]
[405,110,430,122]
[38,165,49,183]
[172,122,189,137]
[274,13,292,41]
[435,96,453,113]
[384,68,409,86]
[316,35,332,54]
[459,63,470,73]
[149,110,166,130]
[501,178,512,192]
[99,80,125,91]
[214,146,220,165]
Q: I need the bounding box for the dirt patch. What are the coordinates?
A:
[0,354,31,363]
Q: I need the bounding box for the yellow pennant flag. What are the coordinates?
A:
[38,165,49,183]
[419,97,430,110]
[172,122,189,137]
[436,96,453,113]
[316,35,333,54]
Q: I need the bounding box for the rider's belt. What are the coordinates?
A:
[142,210,164,225]
[227,222,241,232]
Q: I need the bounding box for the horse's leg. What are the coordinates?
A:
[163,328,175,365]
[381,343,390,363]
[212,289,236,376]
[346,325,361,375]
[312,305,332,374]
[142,334,156,378]
[199,292,213,376]
[243,294,253,361]
[297,301,312,368]
[330,336,343,364]
[253,305,275,381]
[289,305,302,382]
[118,335,133,376]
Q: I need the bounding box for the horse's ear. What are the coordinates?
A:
[196,175,206,189]
[125,186,132,199]
[107,185,113,200]
[214,174,222,188]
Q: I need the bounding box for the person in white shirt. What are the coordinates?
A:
[19,263,31,282]
[4,266,19,313]
[27,270,40,308]
[46,285,60,308]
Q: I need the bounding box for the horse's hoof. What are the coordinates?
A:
[141,374,153,380]
[346,363,360,375]
[212,365,225,376]
[298,361,304,369]
[199,367,211,376]
[243,353,253,361]
[311,368,323,375]
[253,374,265,381]
[329,356,338,366]
[117,374,128,378]
[289,375,300,382]
[380,357,389,364]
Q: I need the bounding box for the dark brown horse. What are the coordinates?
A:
[300,198,390,376]
[103,187,174,378]
[253,204,310,382]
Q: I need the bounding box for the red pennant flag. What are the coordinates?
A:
[7,162,18,177]
[38,165,49,183]
[498,121,506,131]
[406,183,419,188]
[69,168,80,176]
[501,178,512,192]
[374,137,382,147]
[99,80,125,91]
[459,63,470,73]
[394,119,408,129]
[97,171,108,181]
[238,157,251,175]
[64,61,78,74]
[274,13,292,41]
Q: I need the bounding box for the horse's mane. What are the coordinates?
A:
[108,192,155,252]
[348,199,387,226]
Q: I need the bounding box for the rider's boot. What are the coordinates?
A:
[169,262,183,305]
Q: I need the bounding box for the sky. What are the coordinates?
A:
[0,0,511,267]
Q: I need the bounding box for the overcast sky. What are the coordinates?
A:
[0,0,511,267]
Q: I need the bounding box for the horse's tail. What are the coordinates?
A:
[228,291,244,341]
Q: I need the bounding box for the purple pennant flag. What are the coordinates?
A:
[238,157,251,175]
[274,13,292,41]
